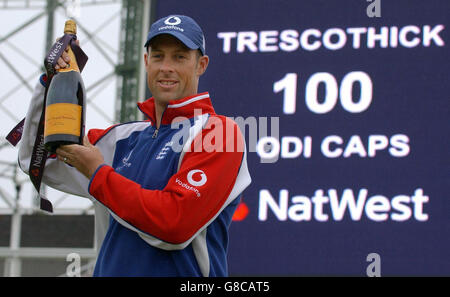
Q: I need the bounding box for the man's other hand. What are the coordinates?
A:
[56,135,105,179]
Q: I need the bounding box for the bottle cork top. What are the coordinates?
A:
[64,20,77,35]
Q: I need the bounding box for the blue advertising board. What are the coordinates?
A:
[154,0,449,276]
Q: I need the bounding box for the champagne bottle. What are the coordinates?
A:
[44,20,86,153]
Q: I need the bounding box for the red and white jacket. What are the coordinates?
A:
[18,78,251,276]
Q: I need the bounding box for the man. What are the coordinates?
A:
[18,15,251,276]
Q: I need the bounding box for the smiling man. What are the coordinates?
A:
[18,15,251,276]
[146,34,209,127]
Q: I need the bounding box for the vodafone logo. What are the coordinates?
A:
[187,169,207,187]
[164,16,181,26]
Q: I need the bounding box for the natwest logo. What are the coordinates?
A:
[258,188,429,222]
[232,201,249,221]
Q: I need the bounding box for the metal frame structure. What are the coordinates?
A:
[0,0,152,276]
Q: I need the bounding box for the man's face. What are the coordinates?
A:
[145,34,209,105]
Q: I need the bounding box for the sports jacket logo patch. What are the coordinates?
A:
[156,141,173,160]
[175,169,207,198]
[187,169,207,186]
[116,150,133,171]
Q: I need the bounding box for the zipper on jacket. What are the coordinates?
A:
[152,129,159,138]
[152,107,168,138]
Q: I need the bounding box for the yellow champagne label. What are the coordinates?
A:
[44,103,82,137]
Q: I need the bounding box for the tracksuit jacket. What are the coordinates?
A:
[18,75,252,276]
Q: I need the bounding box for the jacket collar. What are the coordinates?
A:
[137,92,216,126]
